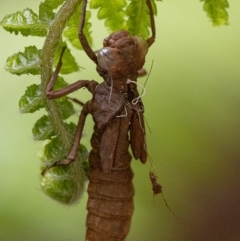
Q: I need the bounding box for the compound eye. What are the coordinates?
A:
[97,47,120,70]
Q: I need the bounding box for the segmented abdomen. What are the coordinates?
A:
[86,127,134,241]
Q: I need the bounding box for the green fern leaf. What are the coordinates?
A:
[54,42,80,73]
[0,8,48,36]
[125,0,157,39]
[19,84,45,113]
[65,122,77,135]
[200,0,229,26]
[42,0,66,10]
[90,0,127,32]
[32,115,56,141]
[5,46,41,75]
[56,97,75,119]
[40,137,88,204]
[41,137,67,164]
[41,164,82,204]
[64,5,93,49]
[39,2,55,23]
[53,76,69,89]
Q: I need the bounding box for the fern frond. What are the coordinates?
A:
[125,0,157,39]
[90,0,127,32]
[39,2,55,23]
[200,0,229,26]
[0,8,48,36]
[19,84,46,113]
[5,46,41,75]
[64,4,93,49]
[42,0,66,11]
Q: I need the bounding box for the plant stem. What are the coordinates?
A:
[41,0,81,149]
[40,0,87,202]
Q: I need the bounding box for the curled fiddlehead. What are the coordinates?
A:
[1,0,91,204]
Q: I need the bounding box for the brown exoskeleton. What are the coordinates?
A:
[44,0,156,240]
[150,171,163,195]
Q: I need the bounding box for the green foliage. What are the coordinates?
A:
[41,137,68,164]
[41,143,88,204]
[90,0,127,31]
[0,0,89,204]
[201,0,229,26]
[125,0,157,38]
[56,97,75,119]
[0,8,48,36]
[41,164,83,204]
[89,0,160,38]
[64,4,92,49]
[1,0,230,205]
[0,0,68,37]
[39,2,55,23]
[40,138,88,204]
[42,0,66,10]
[5,46,41,75]
[19,84,46,113]
[52,75,69,89]
[32,115,56,141]
[32,115,77,141]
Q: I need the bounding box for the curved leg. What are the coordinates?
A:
[146,0,156,47]
[41,102,90,175]
[56,102,90,165]
[46,47,98,99]
[78,0,98,64]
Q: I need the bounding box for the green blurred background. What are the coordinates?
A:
[1,1,240,240]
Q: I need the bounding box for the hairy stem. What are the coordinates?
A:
[41,0,81,149]
[40,0,87,198]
